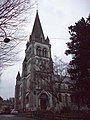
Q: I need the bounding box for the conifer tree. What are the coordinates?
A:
[65,15,90,106]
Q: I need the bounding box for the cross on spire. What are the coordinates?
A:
[36,0,38,11]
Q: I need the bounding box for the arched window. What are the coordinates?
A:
[58,83,61,90]
[43,48,48,57]
[59,93,62,102]
[30,48,31,54]
[26,94,29,104]
[36,46,41,56]
[41,37,42,42]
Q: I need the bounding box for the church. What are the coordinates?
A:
[14,11,84,113]
[14,11,54,112]
[14,10,90,113]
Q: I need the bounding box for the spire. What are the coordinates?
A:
[46,36,50,44]
[16,71,20,81]
[31,11,45,42]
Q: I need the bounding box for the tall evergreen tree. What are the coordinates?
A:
[65,15,90,105]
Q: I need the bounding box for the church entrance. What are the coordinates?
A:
[40,93,48,110]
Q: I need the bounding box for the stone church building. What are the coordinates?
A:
[14,11,90,113]
[14,11,54,111]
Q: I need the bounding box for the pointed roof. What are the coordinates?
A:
[16,71,20,81]
[31,11,45,40]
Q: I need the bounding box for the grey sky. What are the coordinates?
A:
[0,0,90,99]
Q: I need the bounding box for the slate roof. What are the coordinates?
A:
[31,11,45,41]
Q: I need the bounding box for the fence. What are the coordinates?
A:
[19,111,90,120]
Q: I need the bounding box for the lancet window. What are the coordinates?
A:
[43,48,48,57]
[36,46,41,56]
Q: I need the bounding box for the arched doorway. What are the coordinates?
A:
[40,93,48,110]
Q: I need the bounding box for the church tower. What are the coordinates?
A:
[20,11,53,111]
[14,72,21,111]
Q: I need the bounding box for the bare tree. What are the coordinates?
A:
[53,56,69,81]
[33,56,69,112]
[51,56,69,111]
[0,0,35,74]
[0,0,34,40]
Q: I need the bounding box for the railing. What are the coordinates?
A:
[19,111,90,120]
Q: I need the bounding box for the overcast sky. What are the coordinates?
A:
[0,0,90,99]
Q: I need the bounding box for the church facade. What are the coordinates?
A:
[15,11,54,111]
[14,11,90,113]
